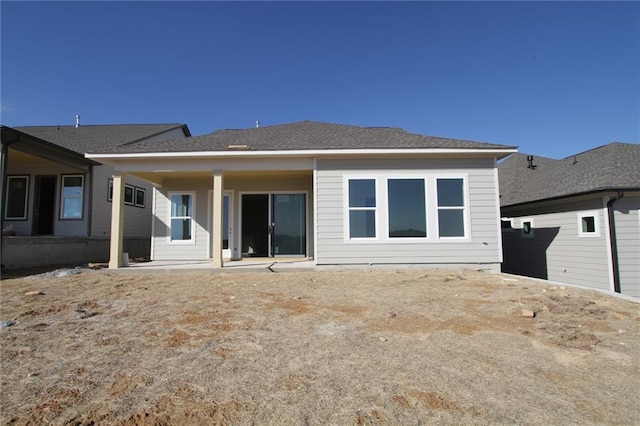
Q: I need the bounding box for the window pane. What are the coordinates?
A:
[135,188,145,206]
[437,178,464,207]
[124,186,134,204]
[7,177,28,218]
[582,216,595,233]
[523,221,532,234]
[62,176,83,219]
[63,198,83,219]
[349,179,376,207]
[171,218,192,240]
[438,210,465,237]
[350,210,376,238]
[63,178,83,197]
[171,194,192,216]
[388,179,426,237]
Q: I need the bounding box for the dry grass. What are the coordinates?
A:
[1,268,639,425]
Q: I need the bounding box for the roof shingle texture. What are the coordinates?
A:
[87,121,515,154]
[499,142,640,206]
[14,124,187,155]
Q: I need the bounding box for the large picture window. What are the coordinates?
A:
[170,193,194,242]
[388,178,426,238]
[348,179,376,238]
[5,176,29,220]
[60,175,84,219]
[436,178,466,237]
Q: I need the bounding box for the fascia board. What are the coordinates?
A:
[86,148,518,161]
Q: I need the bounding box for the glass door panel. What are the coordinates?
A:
[241,194,269,257]
[272,193,306,256]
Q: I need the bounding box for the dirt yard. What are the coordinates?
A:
[1,268,639,425]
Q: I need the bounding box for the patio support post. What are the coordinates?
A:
[211,170,224,268]
[109,173,126,269]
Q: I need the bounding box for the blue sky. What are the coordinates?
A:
[1,1,638,158]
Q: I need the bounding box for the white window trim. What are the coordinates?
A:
[167,191,196,245]
[134,187,146,208]
[435,175,470,240]
[124,184,135,206]
[343,173,471,243]
[60,174,84,220]
[344,176,379,241]
[521,217,534,238]
[5,175,29,220]
[501,217,515,232]
[578,210,600,237]
[385,176,429,240]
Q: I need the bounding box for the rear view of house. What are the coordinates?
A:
[499,142,640,298]
[1,123,190,268]
[86,121,516,271]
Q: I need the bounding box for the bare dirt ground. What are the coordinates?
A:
[1,268,639,425]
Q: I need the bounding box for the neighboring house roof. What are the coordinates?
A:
[86,121,516,154]
[1,125,98,171]
[499,142,640,207]
[14,123,190,155]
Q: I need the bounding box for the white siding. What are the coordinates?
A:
[6,150,90,237]
[90,165,152,238]
[614,196,640,298]
[315,157,501,268]
[151,175,314,261]
[502,198,610,291]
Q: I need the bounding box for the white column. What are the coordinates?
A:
[211,171,224,268]
[109,173,125,269]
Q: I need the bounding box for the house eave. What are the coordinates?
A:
[501,188,640,211]
[86,147,517,162]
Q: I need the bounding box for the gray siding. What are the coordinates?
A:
[315,157,501,269]
[502,198,610,291]
[6,151,90,237]
[151,175,313,261]
[90,165,153,238]
[614,196,640,298]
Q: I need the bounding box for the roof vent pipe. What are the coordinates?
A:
[75,115,80,128]
[256,120,260,128]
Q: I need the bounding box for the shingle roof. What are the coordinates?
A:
[499,142,640,207]
[14,124,189,155]
[86,121,515,154]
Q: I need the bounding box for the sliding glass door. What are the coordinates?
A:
[241,193,306,257]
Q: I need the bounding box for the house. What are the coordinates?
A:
[499,142,640,298]
[0,123,190,268]
[85,121,517,271]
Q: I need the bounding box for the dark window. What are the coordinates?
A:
[135,188,145,207]
[124,185,134,205]
[388,179,426,238]
[581,216,595,233]
[6,176,29,220]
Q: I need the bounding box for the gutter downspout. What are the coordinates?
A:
[606,191,624,293]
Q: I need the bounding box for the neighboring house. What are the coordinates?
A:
[499,142,640,298]
[0,123,190,268]
[85,121,517,271]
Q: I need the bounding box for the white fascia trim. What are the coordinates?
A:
[86,148,517,160]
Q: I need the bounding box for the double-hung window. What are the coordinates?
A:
[388,178,427,238]
[436,178,466,237]
[60,175,84,219]
[5,176,29,220]
[348,179,376,238]
[170,193,194,242]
